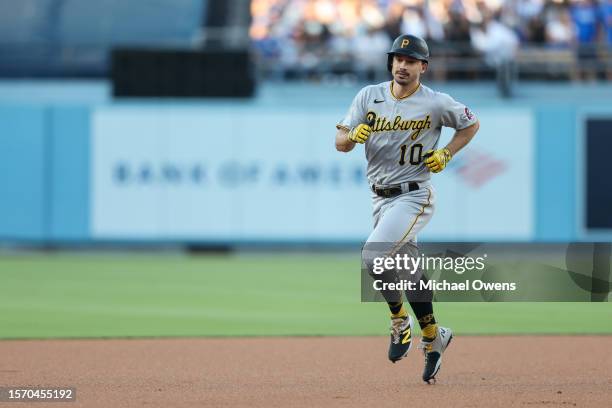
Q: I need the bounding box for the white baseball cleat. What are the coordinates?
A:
[419,326,453,384]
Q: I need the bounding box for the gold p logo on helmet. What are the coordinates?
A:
[401,39,410,48]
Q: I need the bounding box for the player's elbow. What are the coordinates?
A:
[472,120,480,133]
[336,141,351,152]
[461,120,480,140]
[335,131,354,152]
[470,120,480,135]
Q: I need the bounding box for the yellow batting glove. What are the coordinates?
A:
[424,148,452,173]
[347,123,372,144]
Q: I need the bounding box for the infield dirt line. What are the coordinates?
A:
[0,336,610,407]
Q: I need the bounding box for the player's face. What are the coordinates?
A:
[392,55,427,86]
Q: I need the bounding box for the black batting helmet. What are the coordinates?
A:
[387,34,429,72]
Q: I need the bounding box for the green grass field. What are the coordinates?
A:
[0,253,610,339]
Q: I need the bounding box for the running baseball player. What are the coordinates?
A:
[335,34,480,383]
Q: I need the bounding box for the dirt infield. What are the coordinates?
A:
[0,336,610,407]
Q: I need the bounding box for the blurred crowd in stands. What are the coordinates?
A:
[250,0,612,80]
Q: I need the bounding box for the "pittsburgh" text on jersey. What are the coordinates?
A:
[367,112,432,139]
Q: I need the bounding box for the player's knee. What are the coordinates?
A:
[362,242,395,278]
[361,246,375,277]
[361,243,379,278]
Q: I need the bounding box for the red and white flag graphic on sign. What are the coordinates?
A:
[452,150,507,189]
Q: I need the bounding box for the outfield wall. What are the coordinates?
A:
[0,81,610,244]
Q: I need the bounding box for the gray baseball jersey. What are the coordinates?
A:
[337,81,477,185]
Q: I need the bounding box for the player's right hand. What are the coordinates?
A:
[347,123,372,144]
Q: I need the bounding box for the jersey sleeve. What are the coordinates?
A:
[437,92,478,130]
[336,87,369,131]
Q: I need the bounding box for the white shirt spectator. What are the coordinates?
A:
[516,0,545,21]
[471,19,519,65]
[354,27,392,70]
[546,9,574,48]
[401,8,428,39]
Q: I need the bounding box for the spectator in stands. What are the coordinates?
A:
[545,5,575,48]
[569,0,600,80]
[403,5,429,38]
[600,0,612,78]
[444,3,475,79]
[293,18,332,78]
[394,0,445,42]
[542,5,578,80]
[250,0,610,82]
[445,5,472,45]
[384,1,405,41]
[516,0,546,24]
[353,25,392,81]
[470,4,519,67]
[525,14,547,44]
[602,0,612,43]
[501,0,545,39]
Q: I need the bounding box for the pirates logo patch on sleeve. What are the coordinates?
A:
[462,107,475,121]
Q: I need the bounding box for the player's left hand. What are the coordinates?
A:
[347,123,372,144]
[424,148,452,173]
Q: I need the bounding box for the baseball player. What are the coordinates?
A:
[335,34,480,383]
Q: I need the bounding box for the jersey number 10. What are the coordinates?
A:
[398,143,423,166]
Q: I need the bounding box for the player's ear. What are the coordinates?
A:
[421,62,428,74]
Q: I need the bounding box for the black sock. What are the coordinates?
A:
[406,276,437,339]
[388,302,404,315]
[408,302,435,328]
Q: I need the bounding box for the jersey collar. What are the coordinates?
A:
[389,81,421,101]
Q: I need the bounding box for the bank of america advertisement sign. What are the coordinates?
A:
[91,107,533,241]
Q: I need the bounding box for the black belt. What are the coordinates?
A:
[372,182,419,198]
